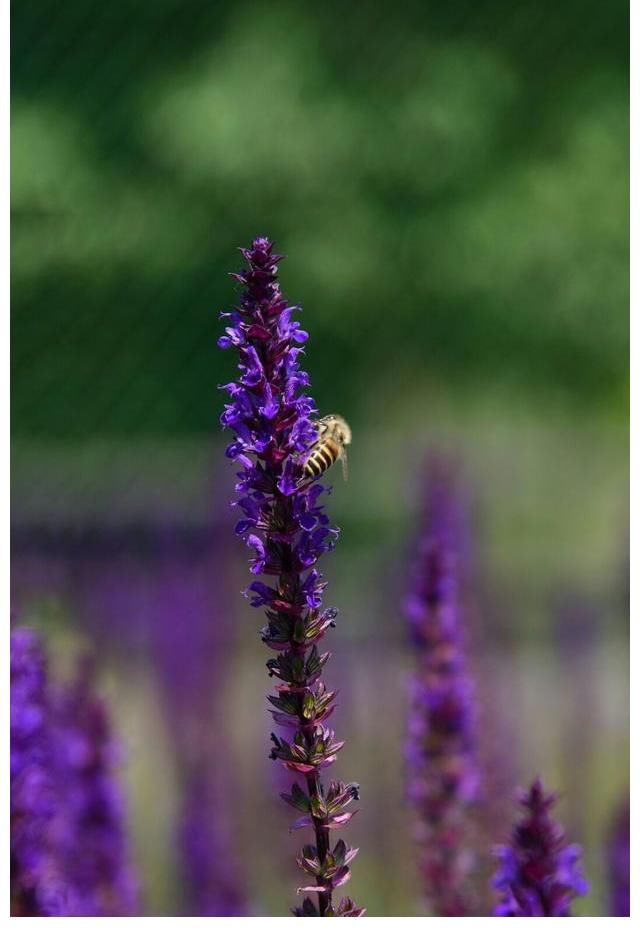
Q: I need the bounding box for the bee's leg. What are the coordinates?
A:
[295,471,316,492]
[340,452,349,482]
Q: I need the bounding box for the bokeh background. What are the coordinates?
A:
[11,0,628,916]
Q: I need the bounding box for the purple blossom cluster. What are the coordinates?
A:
[219,237,362,916]
[492,777,588,916]
[405,460,478,915]
[10,627,139,916]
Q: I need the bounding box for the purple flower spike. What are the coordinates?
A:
[492,777,589,916]
[178,774,248,916]
[606,799,629,917]
[149,532,249,917]
[404,459,478,915]
[219,237,363,916]
[53,657,140,915]
[11,628,71,916]
[11,628,141,917]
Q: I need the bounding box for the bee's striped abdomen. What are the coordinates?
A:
[303,439,340,478]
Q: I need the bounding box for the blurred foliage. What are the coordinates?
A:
[11,0,628,439]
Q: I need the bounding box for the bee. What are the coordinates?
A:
[302,414,352,481]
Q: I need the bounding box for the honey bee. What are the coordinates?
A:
[302,414,352,481]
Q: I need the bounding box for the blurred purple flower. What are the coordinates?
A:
[404,459,479,915]
[606,799,629,916]
[551,589,600,841]
[177,774,248,916]
[53,657,140,915]
[11,627,140,916]
[34,514,248,916]
[219,237,363,917]
[492,777,588,916]
[11,628,72,915]
[148,533,249,916]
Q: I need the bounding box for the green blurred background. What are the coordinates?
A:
[12,0,628,917]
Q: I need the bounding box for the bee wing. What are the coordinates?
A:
[340,450,349,482]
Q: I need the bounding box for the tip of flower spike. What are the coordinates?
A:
[519,776,556,811]
[238,237,285,267]
[247,235,272,252]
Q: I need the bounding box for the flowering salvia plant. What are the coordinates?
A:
[218,237,363,916]
[492,777,588,916]
[404,459,478,915]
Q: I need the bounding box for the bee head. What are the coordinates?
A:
[337,418,352,446]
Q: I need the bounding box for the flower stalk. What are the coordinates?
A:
[218,237,362,916]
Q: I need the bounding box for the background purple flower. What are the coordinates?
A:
[492,777,588,916]
[606,798,629,917]
[13,507,251,916]
[53,656,141,915]
[219,237,363,917]
[177,773,247,916]
[11,626,141,916]
[551,588,601,839]
[404,457,479,915]
[149,524,249,916]
[11,628,72,915]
